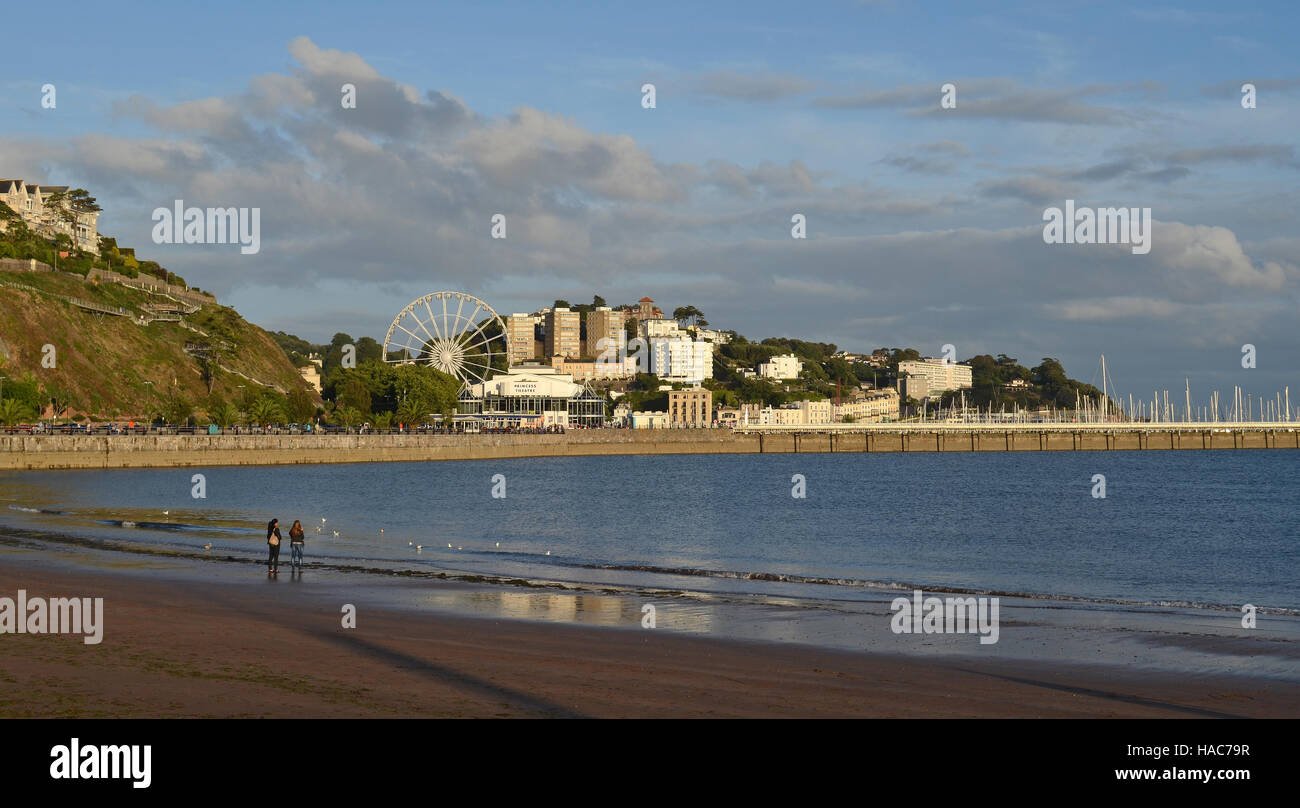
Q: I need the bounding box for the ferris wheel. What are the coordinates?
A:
[382,291,509,387]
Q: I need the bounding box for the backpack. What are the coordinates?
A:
[269,529,280,547]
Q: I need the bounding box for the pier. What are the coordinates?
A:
[736,422,1300,453]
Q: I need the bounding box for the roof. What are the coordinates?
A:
[639,296,653,302]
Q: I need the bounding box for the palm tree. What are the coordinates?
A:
[334,405,363,430]
[210,402,240,428]
[0,398,34,426]
[247,396,283,427]
[395,398,425,427]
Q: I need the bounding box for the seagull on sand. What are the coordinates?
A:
[163,510,170,516]
[495,542,500,547]
[416,545,423,550]
[332,530,340,537]
[457,545,462,551]
[203,542,212,550]
[545,550,551,556]
[408,541,413,546]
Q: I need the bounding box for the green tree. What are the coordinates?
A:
[337,376,372,414]
[284,387,316,423]
[45,384,73,424]
[0,398,35,426]
[165,394,194,426]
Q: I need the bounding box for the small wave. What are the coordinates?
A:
[570,561,1300,616]
[97,519,254,534]
[6,505,69,515]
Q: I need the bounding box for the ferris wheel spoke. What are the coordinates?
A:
[393,322,429,346]
[450,295,467,347]
[460,332,498,353]
[423,298,443,341]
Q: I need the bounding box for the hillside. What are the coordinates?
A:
[0,266,318,422]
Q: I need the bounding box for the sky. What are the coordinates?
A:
[2,0,1298,407]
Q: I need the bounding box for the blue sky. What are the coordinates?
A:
[3,0,1298,406]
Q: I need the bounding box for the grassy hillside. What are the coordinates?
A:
[0,269,318,421]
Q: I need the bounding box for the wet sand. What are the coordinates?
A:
[1,559,1296,718]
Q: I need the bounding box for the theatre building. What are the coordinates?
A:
[457,363,605,428]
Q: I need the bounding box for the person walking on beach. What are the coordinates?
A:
[267,518,282,574]
[289,519,305,570]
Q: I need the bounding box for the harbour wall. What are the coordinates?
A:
[1,427,1297,470]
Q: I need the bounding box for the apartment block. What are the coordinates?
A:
[649,337,713,384]
[585,306,626,357]
[544,307,581,358]
[506,313,540,366]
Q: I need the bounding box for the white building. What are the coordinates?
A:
[758,353,803,380]
[688,327,731,345]
[629,411,669,429]
[0,179,101,254]
[458,364,604,428]
[898,358,973,394]
[797,399,833,424]
[640,317,684,339]
[649,337,713,384]
[833,388,900,422]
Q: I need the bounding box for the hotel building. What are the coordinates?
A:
[0,179,101,254]
[668,388,713,427]
[897,359,973,394]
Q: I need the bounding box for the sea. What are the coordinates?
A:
[2,451,1298,676]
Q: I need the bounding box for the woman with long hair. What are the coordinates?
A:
[289,519,306,571]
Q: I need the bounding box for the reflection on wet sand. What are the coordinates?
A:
[418,590,718,634]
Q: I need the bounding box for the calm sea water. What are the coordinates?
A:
[1,451,1296,611]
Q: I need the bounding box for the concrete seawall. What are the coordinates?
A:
[2,427,1297,470]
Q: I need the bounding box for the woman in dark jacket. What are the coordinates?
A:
[266,518,282,574]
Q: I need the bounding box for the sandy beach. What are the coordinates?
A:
[2,558,1296,719]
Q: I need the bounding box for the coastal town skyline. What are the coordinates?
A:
[2,1,1297,403]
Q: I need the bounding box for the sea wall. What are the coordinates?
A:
[1,427,1297,470]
